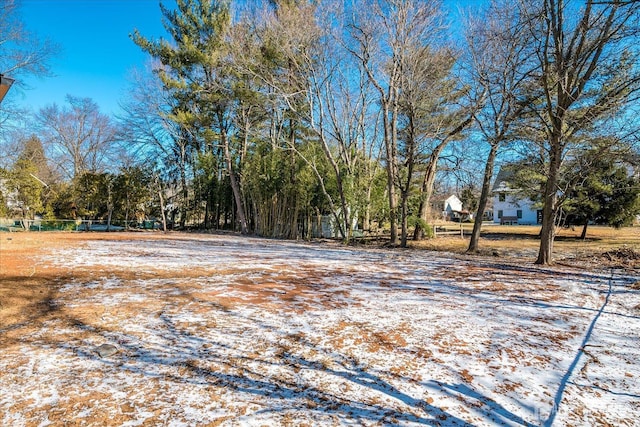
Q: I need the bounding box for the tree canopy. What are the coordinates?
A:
[1,0,639,262]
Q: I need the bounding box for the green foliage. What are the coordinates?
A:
[48,183,75,219]
[132,0,252,231]
[62,168,158,223]
[5,158,44,219]
[564,152,640,229]
[460,185,478,215]
[243,138,322,237]
[112,166,154,222]
[73,171,112,219]
[0,168,9,217]
[505,144,640,230]
[0,195,7,217]
[409,216,434,238]
[503,159,546,206]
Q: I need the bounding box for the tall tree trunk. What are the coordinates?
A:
[413,118,470,241]
[107,208,113,231]
[400,116,417,248]
[157,177,168,233]
[221,130,248,235]
[124,192,130,230]
[288,121,298,239]
[413,142,447,241]
[385,165,398,245]
[580,218,589,240]
[536,142,562,265]
[413,159,438,240]
[363,184,372,233]
[179,145,188,229]
[468,143,499,253]
[382,105,399,246]
[106,180,113,232]
[400,190,409,247]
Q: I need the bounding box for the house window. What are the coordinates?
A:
[517,210,522,219]
[498,210,503,219]
[499,193,506,202]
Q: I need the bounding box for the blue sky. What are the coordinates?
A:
[16,0,175,116]
[12,0,477,118]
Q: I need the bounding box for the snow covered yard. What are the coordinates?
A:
[1,233,639,426]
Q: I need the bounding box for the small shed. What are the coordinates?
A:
[444,195,463,215]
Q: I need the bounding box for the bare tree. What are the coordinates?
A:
[0,0,57,153]
[463,0,536,253]
[286,0,383,241]
[347,0,452,245]
[119,66,193,229]
[399,47,474,245]
[410,98,476,242]
[232,0,384,241]
[0,0,57,80]
[521,0,640,264]
[36,95,119,180]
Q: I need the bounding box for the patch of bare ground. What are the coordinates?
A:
[1,230,639,426]
[1,234,71,342]
[406,224,640,270]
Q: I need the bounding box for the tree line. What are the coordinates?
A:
[1,0,639,264]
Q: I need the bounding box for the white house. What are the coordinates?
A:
[444,194,462,214]
[442,194,472,221]
[492,169,541,225]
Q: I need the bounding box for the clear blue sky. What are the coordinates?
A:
[16,0,175,116]
[13,0,477,118]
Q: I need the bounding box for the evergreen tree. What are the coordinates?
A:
[564,150,640,238]
[6,158,44,223]
[132,0,249,233]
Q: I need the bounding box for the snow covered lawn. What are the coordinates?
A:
[1,233,638,426]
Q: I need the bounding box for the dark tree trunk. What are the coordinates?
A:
[581,218,589,240]
[413,149,442,241]
[221,130,248,235]
[468,143,499,253]
[536,142,562,265]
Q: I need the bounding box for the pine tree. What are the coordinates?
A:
[564,150,640,238]
[132,0,249,233]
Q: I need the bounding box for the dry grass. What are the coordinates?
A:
[0,232,174,337]
[410,224,639,265]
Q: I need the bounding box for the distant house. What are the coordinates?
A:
[444,194,462,214]
[443,194,472,222]
[492,169,541,225]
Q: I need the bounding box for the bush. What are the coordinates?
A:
[411,217,434,238]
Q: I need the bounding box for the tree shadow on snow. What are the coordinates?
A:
[22,248,639,426]
[46,304,477,425]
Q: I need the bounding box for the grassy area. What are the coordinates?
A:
[410,223,639,264]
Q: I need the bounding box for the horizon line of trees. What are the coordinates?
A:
[2,0,640,265]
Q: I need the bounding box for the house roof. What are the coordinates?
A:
[491,167,515,192]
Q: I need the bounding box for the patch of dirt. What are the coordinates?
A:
[1,230,639,426]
